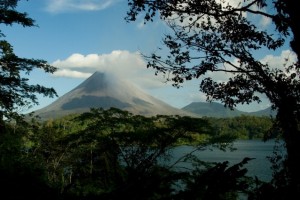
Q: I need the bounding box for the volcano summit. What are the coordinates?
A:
[33,72,198,119]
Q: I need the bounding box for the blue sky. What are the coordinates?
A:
[2,0,296,113]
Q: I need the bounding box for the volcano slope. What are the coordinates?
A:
[33,72,199,120]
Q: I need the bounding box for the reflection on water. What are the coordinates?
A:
[170,139,285,182]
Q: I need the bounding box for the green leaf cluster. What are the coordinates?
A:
[0,0,57,122]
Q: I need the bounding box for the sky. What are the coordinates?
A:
[1,0,297,114]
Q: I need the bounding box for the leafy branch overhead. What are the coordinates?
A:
[126,0,299,109]
[0,0,57,120]
[125,0,300,198]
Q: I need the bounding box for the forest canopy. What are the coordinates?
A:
[1,107,277,199]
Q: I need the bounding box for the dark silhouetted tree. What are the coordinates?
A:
[0,1,59,199]
[0,0,57,123]
[125,0,300,198]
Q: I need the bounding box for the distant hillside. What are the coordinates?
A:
[181,102,276,118]
[248,106,277,117]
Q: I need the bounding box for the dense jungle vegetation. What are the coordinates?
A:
[1,107,279,199]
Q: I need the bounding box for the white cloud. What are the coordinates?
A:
[53,69,92,78]
[137,20,145,29]
[166,0,276,32]
[259,16,271,28]
[52,50,167,89]
[216,0,243,9]
[260,50,297,71]
[45,0,119,13]
[186,90,207,103]
[203,50,297,83]
[201,50,297,111]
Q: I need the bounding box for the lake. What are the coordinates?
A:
[169,139,286,182]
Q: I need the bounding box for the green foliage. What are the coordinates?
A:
[3,106,285,199]
[177,158,255,200]
[0,1,59,198]
[0,0,57,121]
[0,1,286,198]
[15,107,258,199]
[125,0,300,196]
[125,0,294,108]
[0,118,60,199]
[206,115,274,140]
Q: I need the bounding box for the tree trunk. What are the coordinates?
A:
[280,1,300,196]
[285,1,300,63]
[276,96,300,197]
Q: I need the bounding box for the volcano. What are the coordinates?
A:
[33,72,199,119]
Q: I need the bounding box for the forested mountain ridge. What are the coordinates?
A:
[181,102,277,118]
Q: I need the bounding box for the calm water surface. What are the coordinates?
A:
[170,139,285,182]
